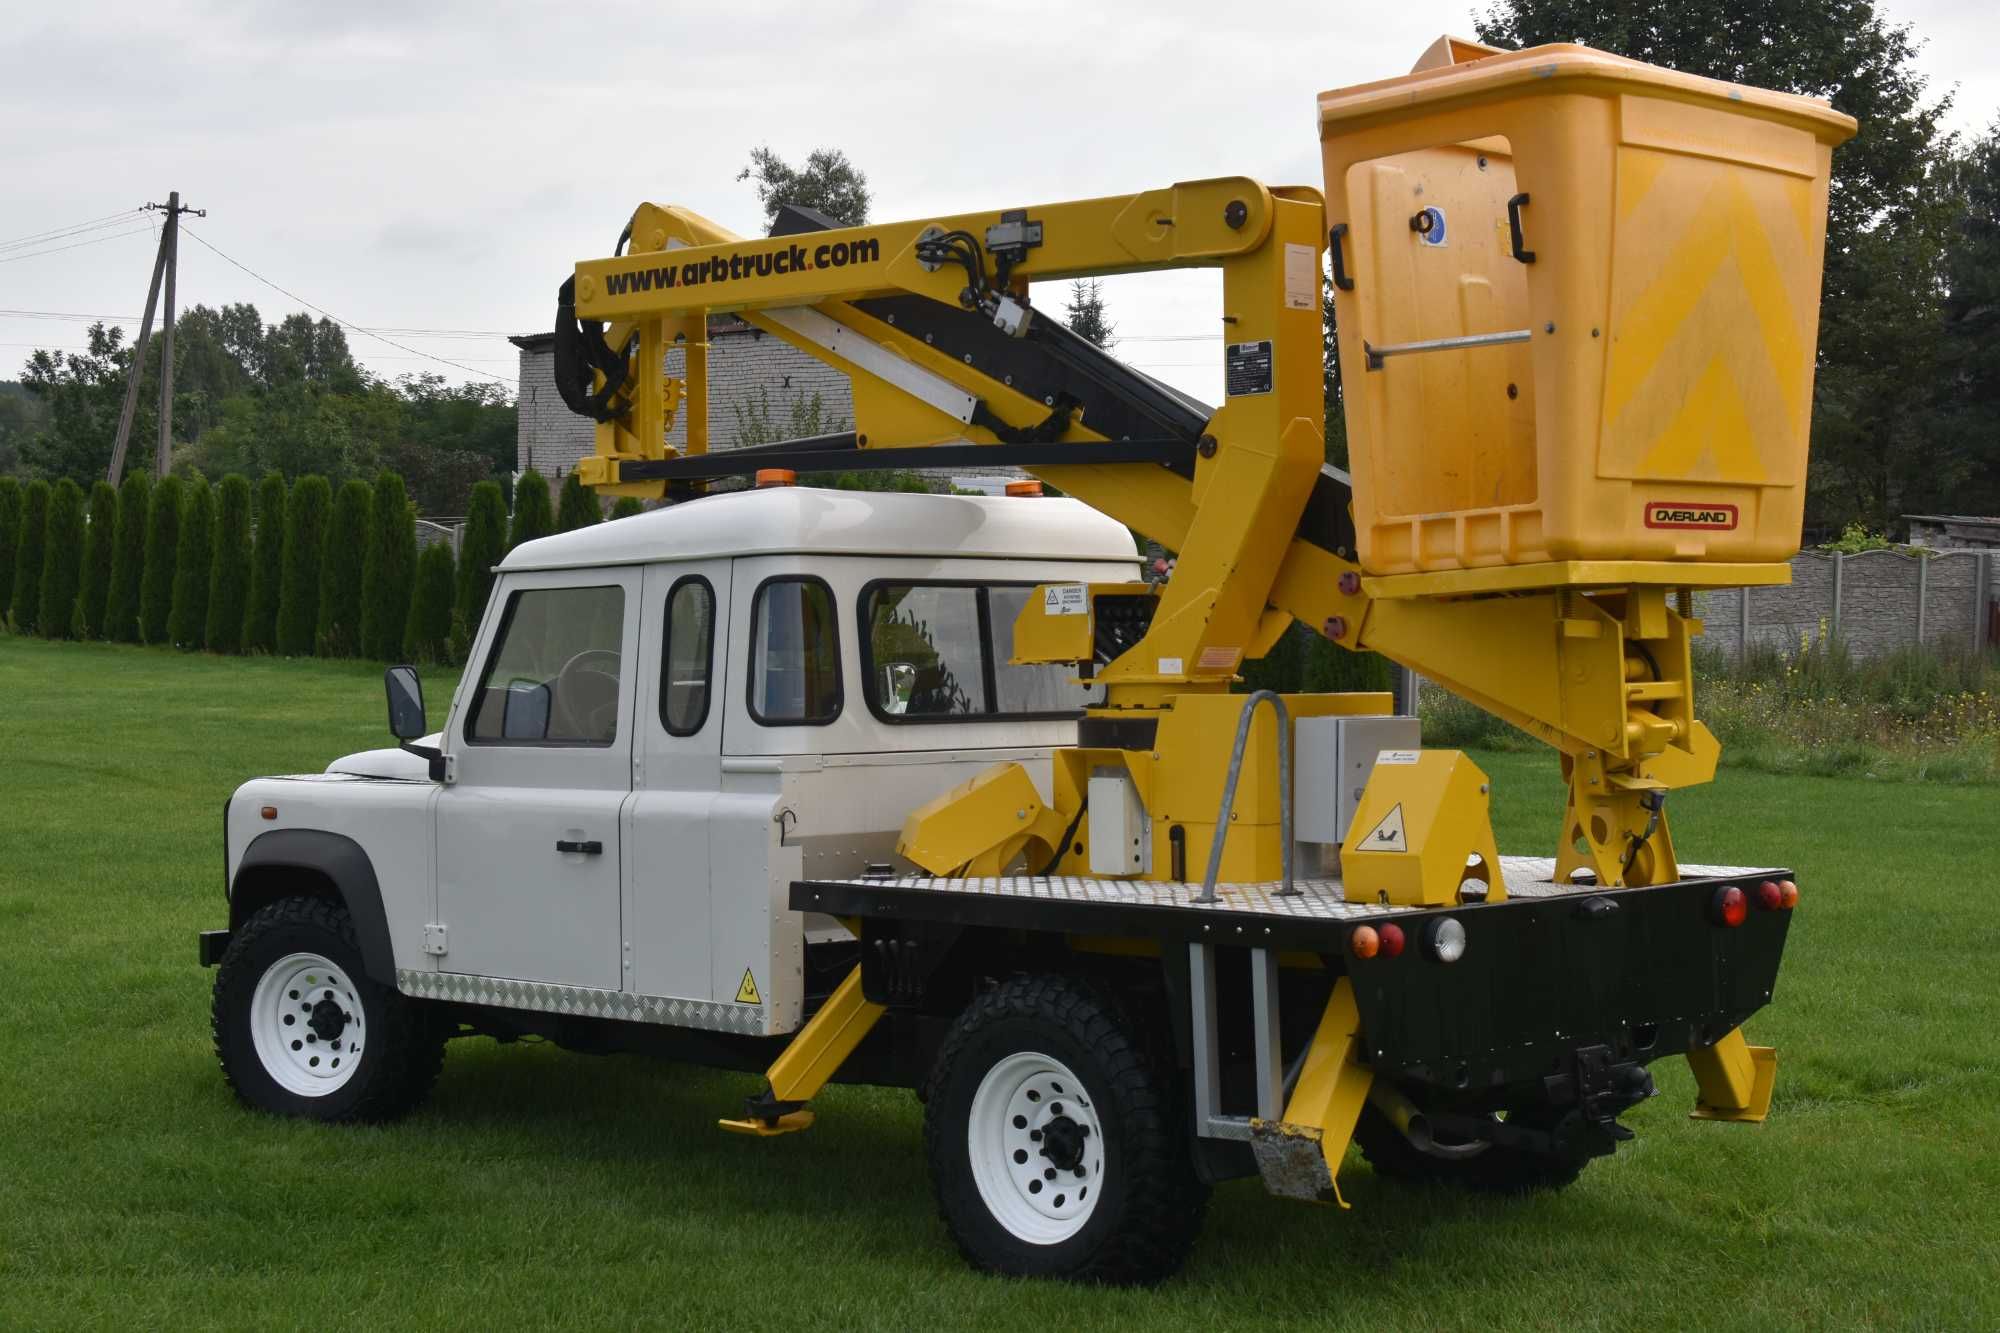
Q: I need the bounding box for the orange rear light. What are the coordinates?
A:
[1779,879,1799,909]
[1349,925,1380,959]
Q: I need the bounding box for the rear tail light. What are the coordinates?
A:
[1755,880,1783,911]
[1711,885,1748,927]
[1349,925,1380,959]
[1378,922,1406,958]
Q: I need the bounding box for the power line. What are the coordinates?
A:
[0,223,157,267]
[179,226,510,384]
[0,207,146,253]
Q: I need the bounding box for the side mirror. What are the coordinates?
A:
[385,665,428,740]
[881,661,917,715]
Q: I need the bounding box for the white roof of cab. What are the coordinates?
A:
[499,485,1138,572]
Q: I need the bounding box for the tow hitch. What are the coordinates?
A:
[1423,1044,1658,1160]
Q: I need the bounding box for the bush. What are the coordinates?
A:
[205,474,254,653]
[317,479,372,657]
[360,470,417,660]
[403,541,457,664]
[10,479,51,633]
[37,479,85,641]
[139,476,183,644]
[509,469,553,551]
[0,476,20,625]
[243,473,286,653]
[457,480,507,630]
[168,476,215,650]
[609,496,645,520]
[74,480,118,638]
[556,471,600,532]
[104,471,151,643]
[277,476,330,656]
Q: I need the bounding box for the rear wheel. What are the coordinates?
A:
[212,896,445,1122]
[923,975,1208,1284]
[1353,1100,1587,1194]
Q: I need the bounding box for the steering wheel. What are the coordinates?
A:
[552,648,622,739]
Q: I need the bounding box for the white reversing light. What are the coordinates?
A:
[1428,916,1467,963]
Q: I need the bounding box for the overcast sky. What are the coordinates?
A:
[3,0,1995,408]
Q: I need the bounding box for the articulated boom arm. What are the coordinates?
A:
[563,178,1733,887]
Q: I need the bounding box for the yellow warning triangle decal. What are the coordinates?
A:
[1359,803,1407,853]
[735,968,763,1005]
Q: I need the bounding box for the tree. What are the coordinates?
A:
[317,479,372,657]
[243,473,287,653]
[10,480,51,633]
[557,471,601,532]
[609,496,645,520]
[277,476,331,656]
[360,470,417,660]
[74,480,118,638]
[1063,280,1116,349]
[104,471,151,643]
[205,474,254,653]
[403,541,457,664]
[139,476,183,644]
[168,476,215,649]
[509,469,554,551]
[37,479,85,640]
[456,480,507,633]
[18,324,134,482]
[1472,0,1959,528]
[0,476,20,625]
[739,146,871,230]
[1935,119,2000,517]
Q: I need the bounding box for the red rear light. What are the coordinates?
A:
[1378,922,1406,958]
[1712,885,1747,927]
[1350,925,1380,959]
[1779,879,1799,909]
[1755,880,1783,911]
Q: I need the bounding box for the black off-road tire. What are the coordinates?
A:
[1353,1101,1587,1194]
[922,974,1208,1285]
[212,896,446,1122]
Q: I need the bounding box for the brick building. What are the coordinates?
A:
[512,317,1024,495]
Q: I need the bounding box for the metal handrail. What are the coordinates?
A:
[1194,690,1294,904]
[1363,327,1531,370]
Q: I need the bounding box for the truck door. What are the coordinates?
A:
[434,568,639,990]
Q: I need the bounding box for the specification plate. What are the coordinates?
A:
[1225,340,1274,397]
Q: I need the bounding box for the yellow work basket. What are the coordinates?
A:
[1319,40,1855,576]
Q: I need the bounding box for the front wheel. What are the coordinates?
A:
[923,975,1208,1285]
[212,896,445,1122]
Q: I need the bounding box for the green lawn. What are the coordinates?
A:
[2,634,1995,1329]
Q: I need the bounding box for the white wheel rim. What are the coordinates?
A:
[249,952,365,1097]
[967,1050,1105,1245]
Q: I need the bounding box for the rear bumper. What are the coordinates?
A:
[1350,876,1793,1097]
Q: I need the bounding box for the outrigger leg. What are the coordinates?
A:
[1687,1027,1778,1123]
[719,966,885,1137]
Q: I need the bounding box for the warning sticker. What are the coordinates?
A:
[1284,243,1316,310]
[1375,750,1421,766]
[1357,803,1407,853]
[1044,584,1089,616]
[1225,340,1273,397]
[735,968,763,1005]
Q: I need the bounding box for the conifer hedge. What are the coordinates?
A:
[457,480,507,630]
[360,470,416,660]
[557,471,601,532]
[277,476,330,656]
[0,476,21,626]
[10,479,51,633]
[509,469,553,551]
[403,541,457,664]
[243,473,286,653]
[104,472,151,643]
[37,479,85,641]
[205,474,253,653]
[168,476,215,649]
[139,476,183,645]
[317,479,371,657]
[609,496,645,520]
[75,480,118,638]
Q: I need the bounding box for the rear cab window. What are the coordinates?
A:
[748,576,841,725]
[861,581,1103,723]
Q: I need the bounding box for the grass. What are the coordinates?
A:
[2,634,1997,1329]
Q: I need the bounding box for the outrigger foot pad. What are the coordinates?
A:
[719,1091,814,1137]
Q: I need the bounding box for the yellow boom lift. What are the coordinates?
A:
[553,38,1851,1225]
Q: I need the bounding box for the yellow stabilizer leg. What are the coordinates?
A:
[719,965,886,1137]
[1687,1027,1777,1123]
[1249,978,1372,1207]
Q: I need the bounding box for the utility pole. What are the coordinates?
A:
[105,192,204,485]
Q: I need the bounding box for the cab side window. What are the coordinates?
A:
[466,585,625,745]
[660,576,715,736]
[749,576,840,725]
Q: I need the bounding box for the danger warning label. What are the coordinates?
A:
[1357,803,1407,853]
[735,968,763,1005]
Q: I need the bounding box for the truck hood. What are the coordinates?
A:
[325,733,442,781]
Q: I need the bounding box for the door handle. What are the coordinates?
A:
[555,839,603,856]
